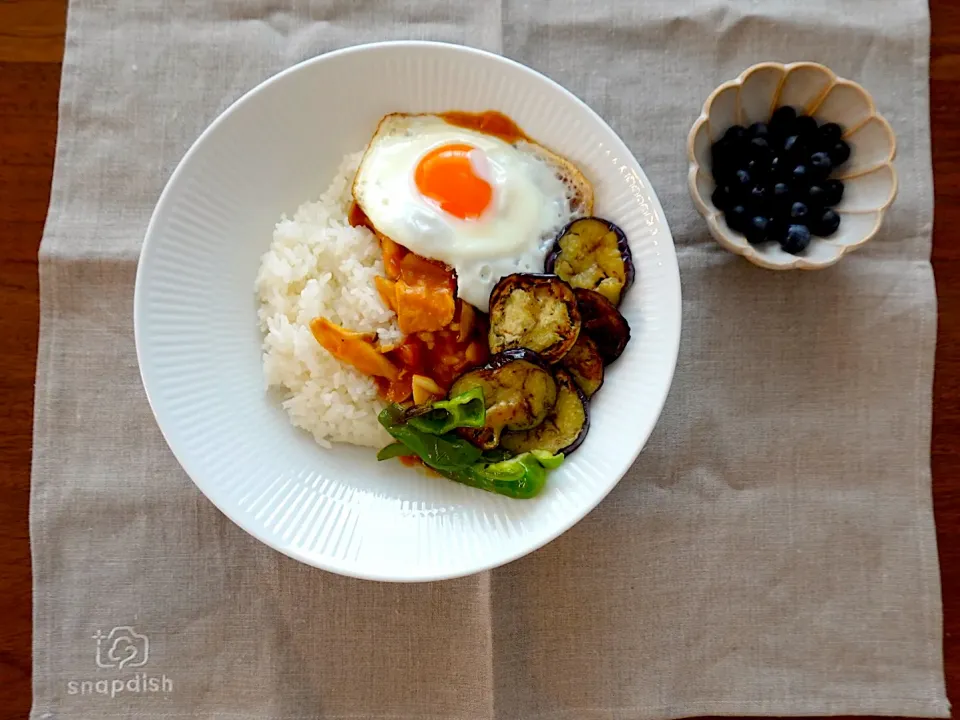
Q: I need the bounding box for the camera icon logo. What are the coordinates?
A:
[93,627,150,670]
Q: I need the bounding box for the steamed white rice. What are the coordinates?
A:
[255,153,402,448]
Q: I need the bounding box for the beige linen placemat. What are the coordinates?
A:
[32,0,948,718]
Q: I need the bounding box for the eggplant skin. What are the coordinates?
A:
[575,289,631,364]
[501,369,590,455]
[561,334,604,397]
[488,273,581,364]
[545,217,635,306]
[483,347,552,372]
[449,349,559,449]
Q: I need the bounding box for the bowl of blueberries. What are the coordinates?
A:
[688,61,897,269]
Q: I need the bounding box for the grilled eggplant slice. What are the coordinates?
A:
[575,288,631,364]
[501,369,589,455]
[545,217,634,306]
[561,334,604,397]
[488,274,581,363]
[449,349,559,449]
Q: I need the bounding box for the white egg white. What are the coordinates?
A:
[353,114,576,312]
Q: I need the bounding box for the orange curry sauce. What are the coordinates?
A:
[438,110,531,144]
[348,201,489,405]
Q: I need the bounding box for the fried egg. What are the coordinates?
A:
[353,114,591,312]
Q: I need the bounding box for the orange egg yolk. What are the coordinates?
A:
[414,143,492,220]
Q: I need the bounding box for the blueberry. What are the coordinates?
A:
[809,151,833,177]
[711,185,732,210]
[749,185,768,208]
[782,134,806,158]
[794,114,818,139]
[790,164,809,183]
[725,204,750,233]
[711,143,736,179]
[770,105,798,131]
[744,215,770,244]
[711,161,732,182]
[806,183,827,206]
[780,224,812,254]
[811,208,841,237]
[819,122,843,144]
[746,158,769,181]
[749,136,771,156]
[770,155,781,174]
[748,122,769,139]
[829,140,851,166]
[712,135,731,150]
[728,182,751,205]
[734,168,752,189]
[772,186,793,212]
[822,179,844,206]
[722,125,747,144]
[767,217,789,244]
[771,105,797,121]
[790,201,810,222]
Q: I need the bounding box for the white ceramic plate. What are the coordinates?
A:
[135,41,681,582]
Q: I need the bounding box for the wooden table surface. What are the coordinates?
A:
[1,1,958,718]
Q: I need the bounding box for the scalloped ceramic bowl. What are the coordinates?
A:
[688,62,897,270]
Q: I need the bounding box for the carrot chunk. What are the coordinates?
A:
[393,253,456,333]
[374,276,398,312]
